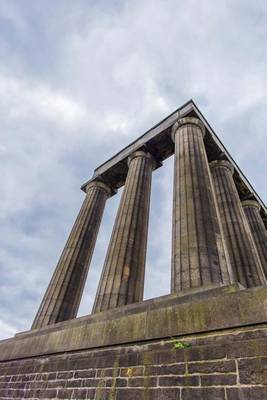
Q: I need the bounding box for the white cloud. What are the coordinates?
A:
[0,74,89,127]
[0,319,16,340]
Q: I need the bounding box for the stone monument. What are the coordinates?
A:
[1,100,267,399]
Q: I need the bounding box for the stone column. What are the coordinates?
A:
[93,151,154,313]
[242,199,267,279]
[171,117,232,293]
[32,181,113,329]
[210,160,266,287]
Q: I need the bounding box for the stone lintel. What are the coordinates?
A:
[80,101,267,221]
[83,100,194,190]
[1,285,267,362]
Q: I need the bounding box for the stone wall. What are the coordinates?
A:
[1,325,266,400]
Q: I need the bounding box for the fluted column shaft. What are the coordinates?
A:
[210,161,266,287]
[32,181,112,329]
[93,151,154,313]
[171,117,232,292]
[242,200,267,279]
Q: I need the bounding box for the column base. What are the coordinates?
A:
[1,284,266,362]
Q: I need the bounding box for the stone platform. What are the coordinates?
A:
[0,285,267,399]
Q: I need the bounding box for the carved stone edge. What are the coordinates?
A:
[242,199,261,211]
[84,180,117,197]
[171,117,206,142]
[209,159,235,175]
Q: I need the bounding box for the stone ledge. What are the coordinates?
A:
[0,285,266,362]
[17,282,242,337]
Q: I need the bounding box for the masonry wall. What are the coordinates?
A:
[0,325,266,400]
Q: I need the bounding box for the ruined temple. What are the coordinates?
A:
[1,100,267,399]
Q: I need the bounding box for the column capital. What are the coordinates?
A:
[209,160,234,175]
[127,150,156,168]
[171,117,205,141]
[242,199,261,211]
[85,180,116,197]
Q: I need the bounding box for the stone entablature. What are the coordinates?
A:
[81,100,267,217]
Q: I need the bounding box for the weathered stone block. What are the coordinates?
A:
[149,363,185,375]
[128,377,157,387]
[200,373,236,386]
[182,387,225,400]
[74,370,96,379]
[40,389,57,398]
[186,343,226,361]
[227,338,267,358]
[158,375,199,386]
[71,388,88,399]
[114,378,128,387]
[227,387,267,400]
[87,388,96,399]
[57,388,73,399]
[57,371,73,379]
[120,366,144,377]
[238,357,267,384]
[188,359,235,373]
[149,388,181,400]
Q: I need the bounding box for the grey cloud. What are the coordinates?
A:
[1,0,267,339]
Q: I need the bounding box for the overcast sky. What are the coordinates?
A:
[1,0,267,340]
